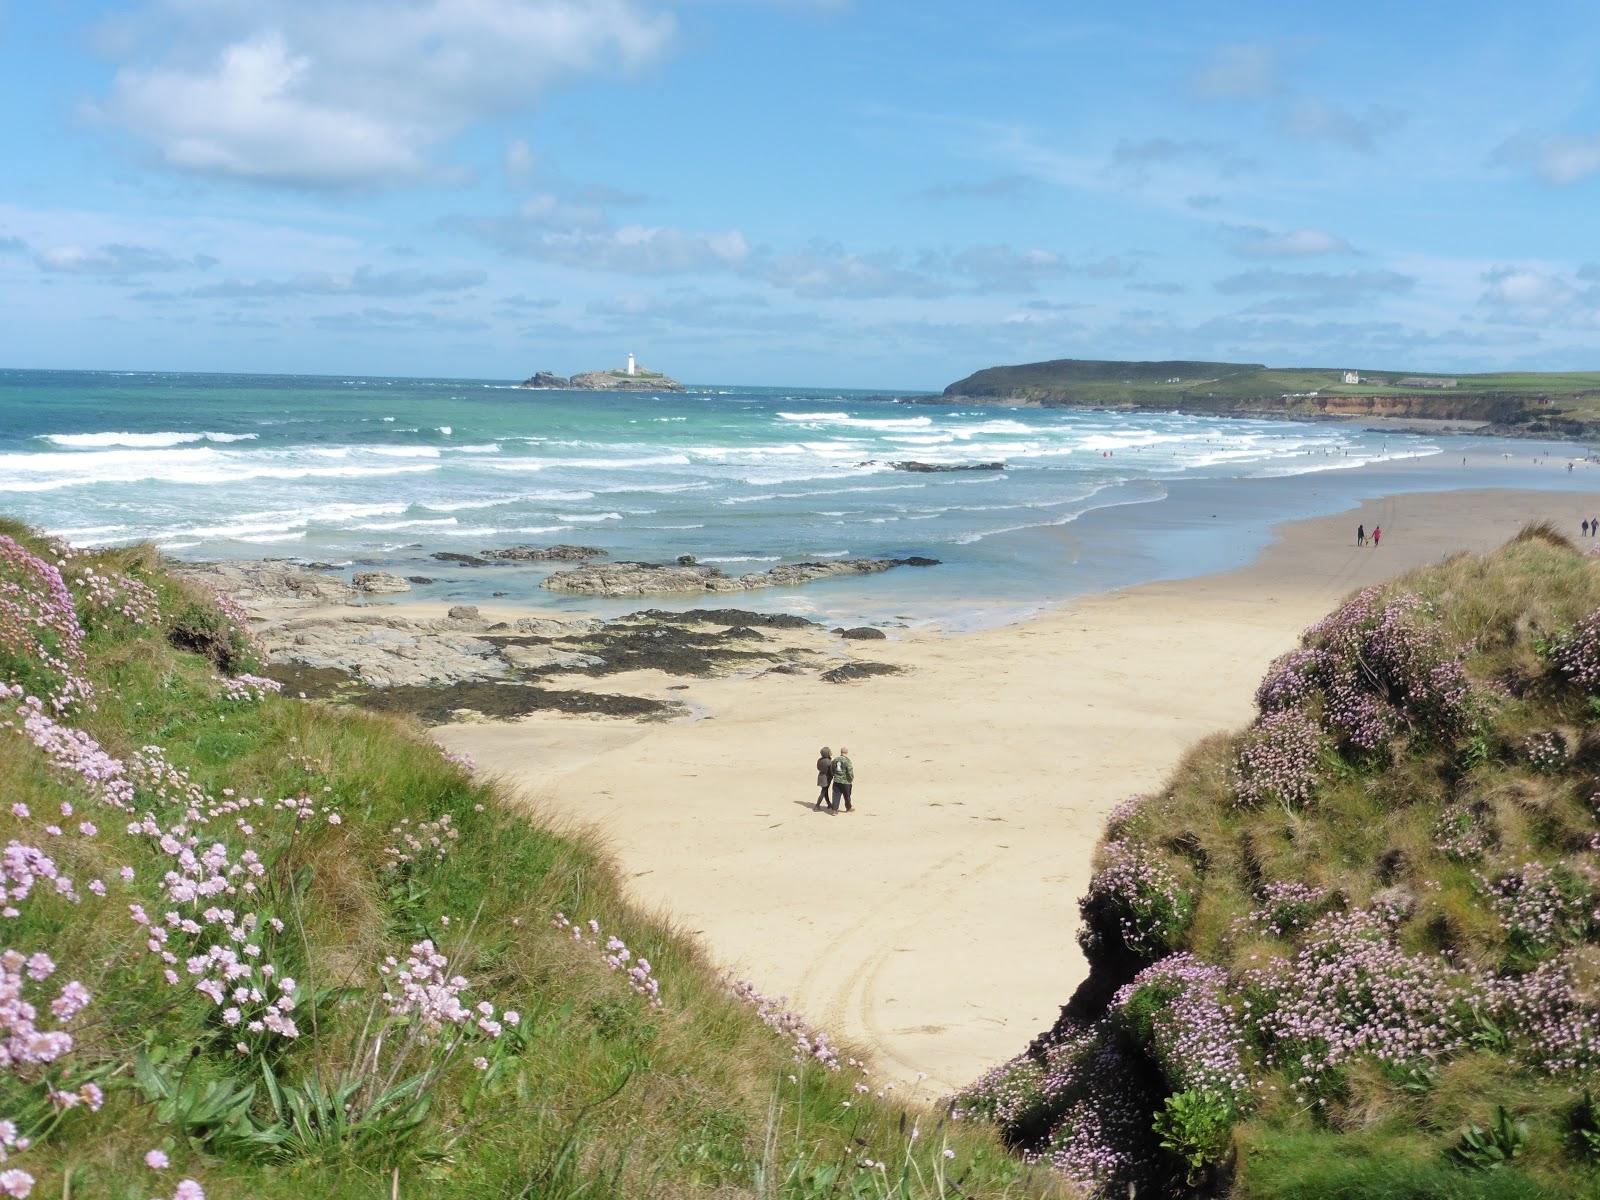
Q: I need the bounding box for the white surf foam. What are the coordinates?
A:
[41,431,258,448]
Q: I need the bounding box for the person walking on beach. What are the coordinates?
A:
[1592,516,1597,537]
[831,746,855,813]
[1357,523,1366,547]
[814,747,834,810]
[1373,525,1382,547]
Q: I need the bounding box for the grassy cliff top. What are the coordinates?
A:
[942,359,1600,432]
[954,526,1600,1198]
[0,519,1054,1200]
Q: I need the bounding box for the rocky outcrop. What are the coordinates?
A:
[633,608,818,630]
[834,626,887,640]
[171,559,355,605]
[542,556,939,598]
[351,571,411,595]
[502,645,606,672]
[567,366,684,392]
[431,552,489,568]
[889,460,1005,473]
[479,544,607,562]
[266,614,508,688]
[519,371,571,388]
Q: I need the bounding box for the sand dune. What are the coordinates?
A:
[435,488,1599,1092]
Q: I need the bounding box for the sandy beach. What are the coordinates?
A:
[431,488,1598,1093]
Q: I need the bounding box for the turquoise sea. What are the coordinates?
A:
[1,369,1594,627]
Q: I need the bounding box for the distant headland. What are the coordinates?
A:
[520,353,683,392]
[939,357,1600,438]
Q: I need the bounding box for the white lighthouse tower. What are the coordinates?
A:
[625,352,636,377]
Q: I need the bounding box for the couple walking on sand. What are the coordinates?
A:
[814,747,855,813]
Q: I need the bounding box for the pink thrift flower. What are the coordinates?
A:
[145,1149,170,1170]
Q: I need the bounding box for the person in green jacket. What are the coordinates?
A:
[830,746,854,812]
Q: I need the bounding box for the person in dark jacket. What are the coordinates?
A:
[831,747,855,812]
[814,748,833,810]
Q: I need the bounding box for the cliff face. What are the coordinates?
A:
[953,528,1600,1199]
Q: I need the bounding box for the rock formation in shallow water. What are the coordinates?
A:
[540,556,939,597]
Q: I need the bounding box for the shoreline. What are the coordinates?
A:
[426,485,1600,1092]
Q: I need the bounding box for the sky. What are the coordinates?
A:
[2,1,1600,388]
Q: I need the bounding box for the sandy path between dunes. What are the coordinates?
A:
[434,489,1598,1093]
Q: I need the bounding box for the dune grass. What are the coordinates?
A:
[0,520,1063,1200]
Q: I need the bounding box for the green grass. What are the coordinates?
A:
[0,521,1062,1200]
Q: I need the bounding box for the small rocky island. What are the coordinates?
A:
[520,354,683,392]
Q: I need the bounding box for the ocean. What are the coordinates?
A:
[2,368,1594,627]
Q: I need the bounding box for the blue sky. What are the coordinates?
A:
[2,0,1600,387]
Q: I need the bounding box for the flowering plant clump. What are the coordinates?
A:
[1247,906,1478,1097]
[1078,840,1194,962]
[1433,800,1495,862]
[1103,794,1148,837]
[1239,881,1333,939]
[1231,708,1323,811]
[0,536,92,714]
[1254,647,1324,714]
[218,674,282,703]
[1111,954,1251,1105]
[1018,1032,1159,1200]
[949,1052,1047,1127]
[1480,862,1592,958]
[65,563,160,632]
[1519,730,1567,774]
[382,815,457,870]
[1551,607,1600,691]
[553,914,663,1010]
[727,976,838,1069]
[1286,587,1474,751]
[1488,953,1600,1075]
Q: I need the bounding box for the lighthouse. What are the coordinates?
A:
[625,352,636,377]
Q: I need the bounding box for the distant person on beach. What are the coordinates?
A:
[1592,516,1597,537]
[1373,525,1382,546]
[1357,524,1366,546]
[814,747,833,810]
[831,747,855,813]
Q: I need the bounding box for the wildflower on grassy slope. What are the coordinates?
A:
[1231,708,1323,811]
[1078,839,1194,961]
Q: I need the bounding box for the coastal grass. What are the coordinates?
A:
[0,524,1063,1200]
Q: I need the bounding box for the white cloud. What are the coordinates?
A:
[1191,44,1280,99]
[191,265,486,299]
[463,212,751,274]
[35,242,213,276]
[1493,132,1600,185]
[1232,228,1355,259]
[1283,100,1404,152]
[505,138,536,182]
[1479,265,1600,327]
[98,1,676,188]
